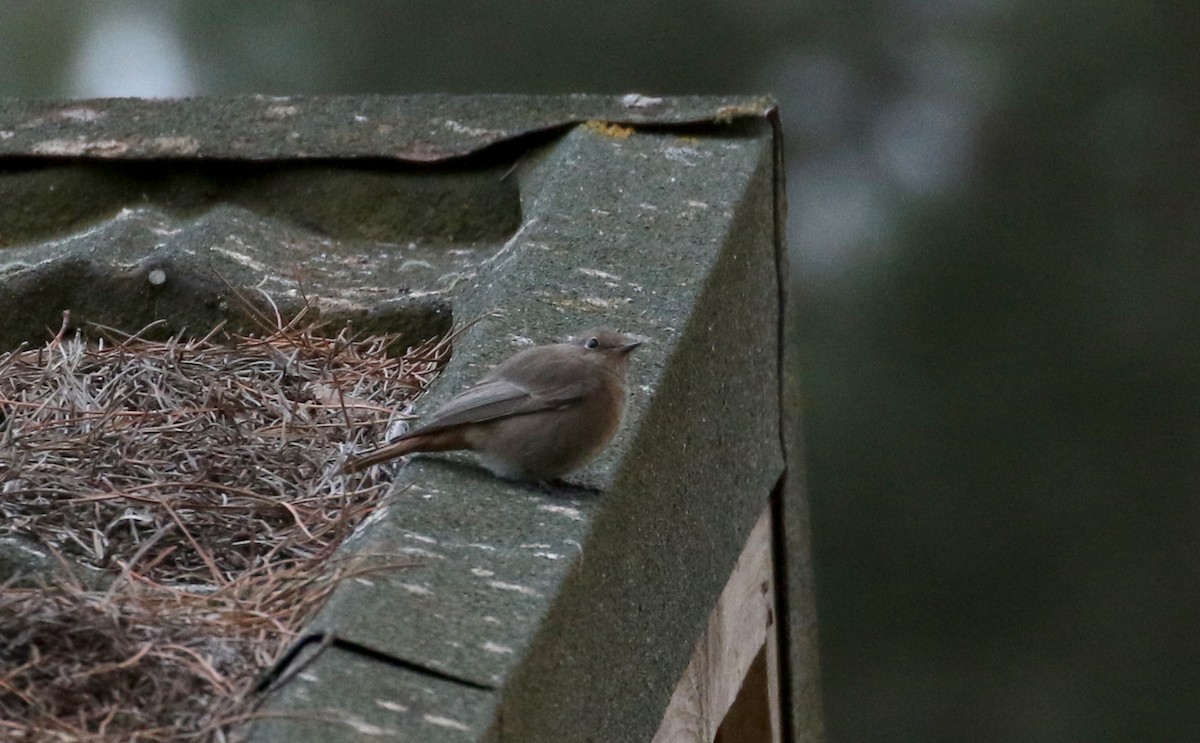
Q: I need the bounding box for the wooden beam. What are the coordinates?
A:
[653,506,782,742]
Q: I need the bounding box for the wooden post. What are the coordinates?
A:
[653,507,782,742]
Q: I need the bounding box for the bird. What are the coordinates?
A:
[341,327,641,481]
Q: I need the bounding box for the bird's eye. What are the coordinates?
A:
[585,337,600,349]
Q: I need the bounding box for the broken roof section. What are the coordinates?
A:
[0,94,818,742]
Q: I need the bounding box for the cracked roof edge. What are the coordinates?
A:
[0,94,777,163]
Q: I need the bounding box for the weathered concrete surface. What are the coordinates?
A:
[301,465,601,690]
[0,94,771,350]
[252,119,788,742]
[0,161,519,246]
[0,160,512,348]
[486,122,784,742]
[253,644,494,741]
[0,94,774,161]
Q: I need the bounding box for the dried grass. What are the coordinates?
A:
[0,299,450,741]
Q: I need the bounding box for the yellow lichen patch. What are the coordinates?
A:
[585,120,636,139]
[715,104,765,124]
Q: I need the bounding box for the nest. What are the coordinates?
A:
[0,301,450,741]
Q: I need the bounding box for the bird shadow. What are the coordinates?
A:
[406,453,603,499]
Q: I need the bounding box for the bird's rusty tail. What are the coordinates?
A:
[340,429,470,473]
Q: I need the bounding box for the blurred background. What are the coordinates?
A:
[3,1,1197,740]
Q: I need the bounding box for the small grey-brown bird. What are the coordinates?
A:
[341,327,641,481]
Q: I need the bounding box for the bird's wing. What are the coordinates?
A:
[403,374,590,437]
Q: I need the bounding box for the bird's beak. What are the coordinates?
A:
[620,340,643,355]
